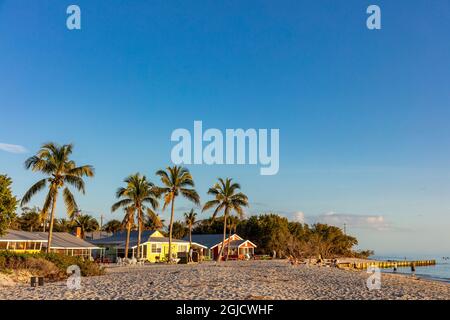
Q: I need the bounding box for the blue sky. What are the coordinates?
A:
[1,0,449,255]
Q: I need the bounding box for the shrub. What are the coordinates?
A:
[0,251,104,282]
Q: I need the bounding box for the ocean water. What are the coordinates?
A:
[372,254,450,283]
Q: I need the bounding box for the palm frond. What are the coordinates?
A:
[180,188,200,205]
[21,179,47,206]
[202,199,220,212]
[63,187,78,218]
[111,199,133,212]
[68,165,95,178]
[63,175,86,193]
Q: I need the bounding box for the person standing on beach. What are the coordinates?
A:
[393,262,398,273]
[411,262,416,277]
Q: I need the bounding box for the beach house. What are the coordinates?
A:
[90,230,190,263]
[184,233,257,261]
[0,229,100,259]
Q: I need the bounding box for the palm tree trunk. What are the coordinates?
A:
[226,222,232,261]
[189,225,192,262]
[189,225,192,247]
[125,222,131,259]
[46,190,57,253]
[168,195,175,263]
[136,205,142,258]
[217,210,228,262]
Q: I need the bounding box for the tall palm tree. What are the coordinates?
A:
[145,208,165,230]
[184,209,197,249]
[21,143,94,252]
[226,215,239,260]
[155,166,200,263]
[74,214,99,239]
[202,178,248,262]
[120,206,135,259]
[111,174,159,258]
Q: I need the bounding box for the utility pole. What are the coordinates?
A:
[343,223,347,235]
[100,214,104,231]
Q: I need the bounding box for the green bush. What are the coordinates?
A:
[0,251,104,281]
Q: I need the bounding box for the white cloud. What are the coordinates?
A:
[315,211,391,231]
[255,208,397,232]
[0,143,28,154]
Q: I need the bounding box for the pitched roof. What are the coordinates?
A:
[183,234,224,248]
[228,239,257,248]
[36,232,99,249]
[0,229,46,242]
[182,234,256,249]
[90,230,189,248]
[228,240,246,248]
[182,234,243,249]
[0,230,99,249]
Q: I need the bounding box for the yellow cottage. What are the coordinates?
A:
[91,230,190,263]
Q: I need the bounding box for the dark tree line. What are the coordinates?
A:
[191,213,373,259]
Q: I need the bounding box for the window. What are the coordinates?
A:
[151,243,161,253]
[16,242,26,250]
[0,242,7,249]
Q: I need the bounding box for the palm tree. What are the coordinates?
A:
[21,143,94,252]
[184,209,197,253]
[53,218,74,232]
[120,206,135,259]
[144,208,165,230]
[17,207,43,232]
[155,166,200,263]
[202,178,248,262]
[103,219,122,234]
[74,214,99,239]
[226,215,239,260]
[111,174,159,258]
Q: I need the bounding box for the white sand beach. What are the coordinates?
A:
[0,260,448,300]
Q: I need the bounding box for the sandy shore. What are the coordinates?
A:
[0,260,448,300]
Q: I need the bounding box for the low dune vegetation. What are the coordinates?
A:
[0,251,104,284]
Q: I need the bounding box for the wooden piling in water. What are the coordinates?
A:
[338,259,436,270]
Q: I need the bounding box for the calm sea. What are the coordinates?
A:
[372,254,450,283]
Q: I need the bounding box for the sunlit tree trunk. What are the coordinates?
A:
[46,189,57,253]
[189,224,192,262]
[217,208,228,262]
[136,205,142,258]
[168,194,175,262]
[125,221,131,259]
[226,222,232,261]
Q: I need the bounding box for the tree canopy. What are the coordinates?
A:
[0,174,18,235]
